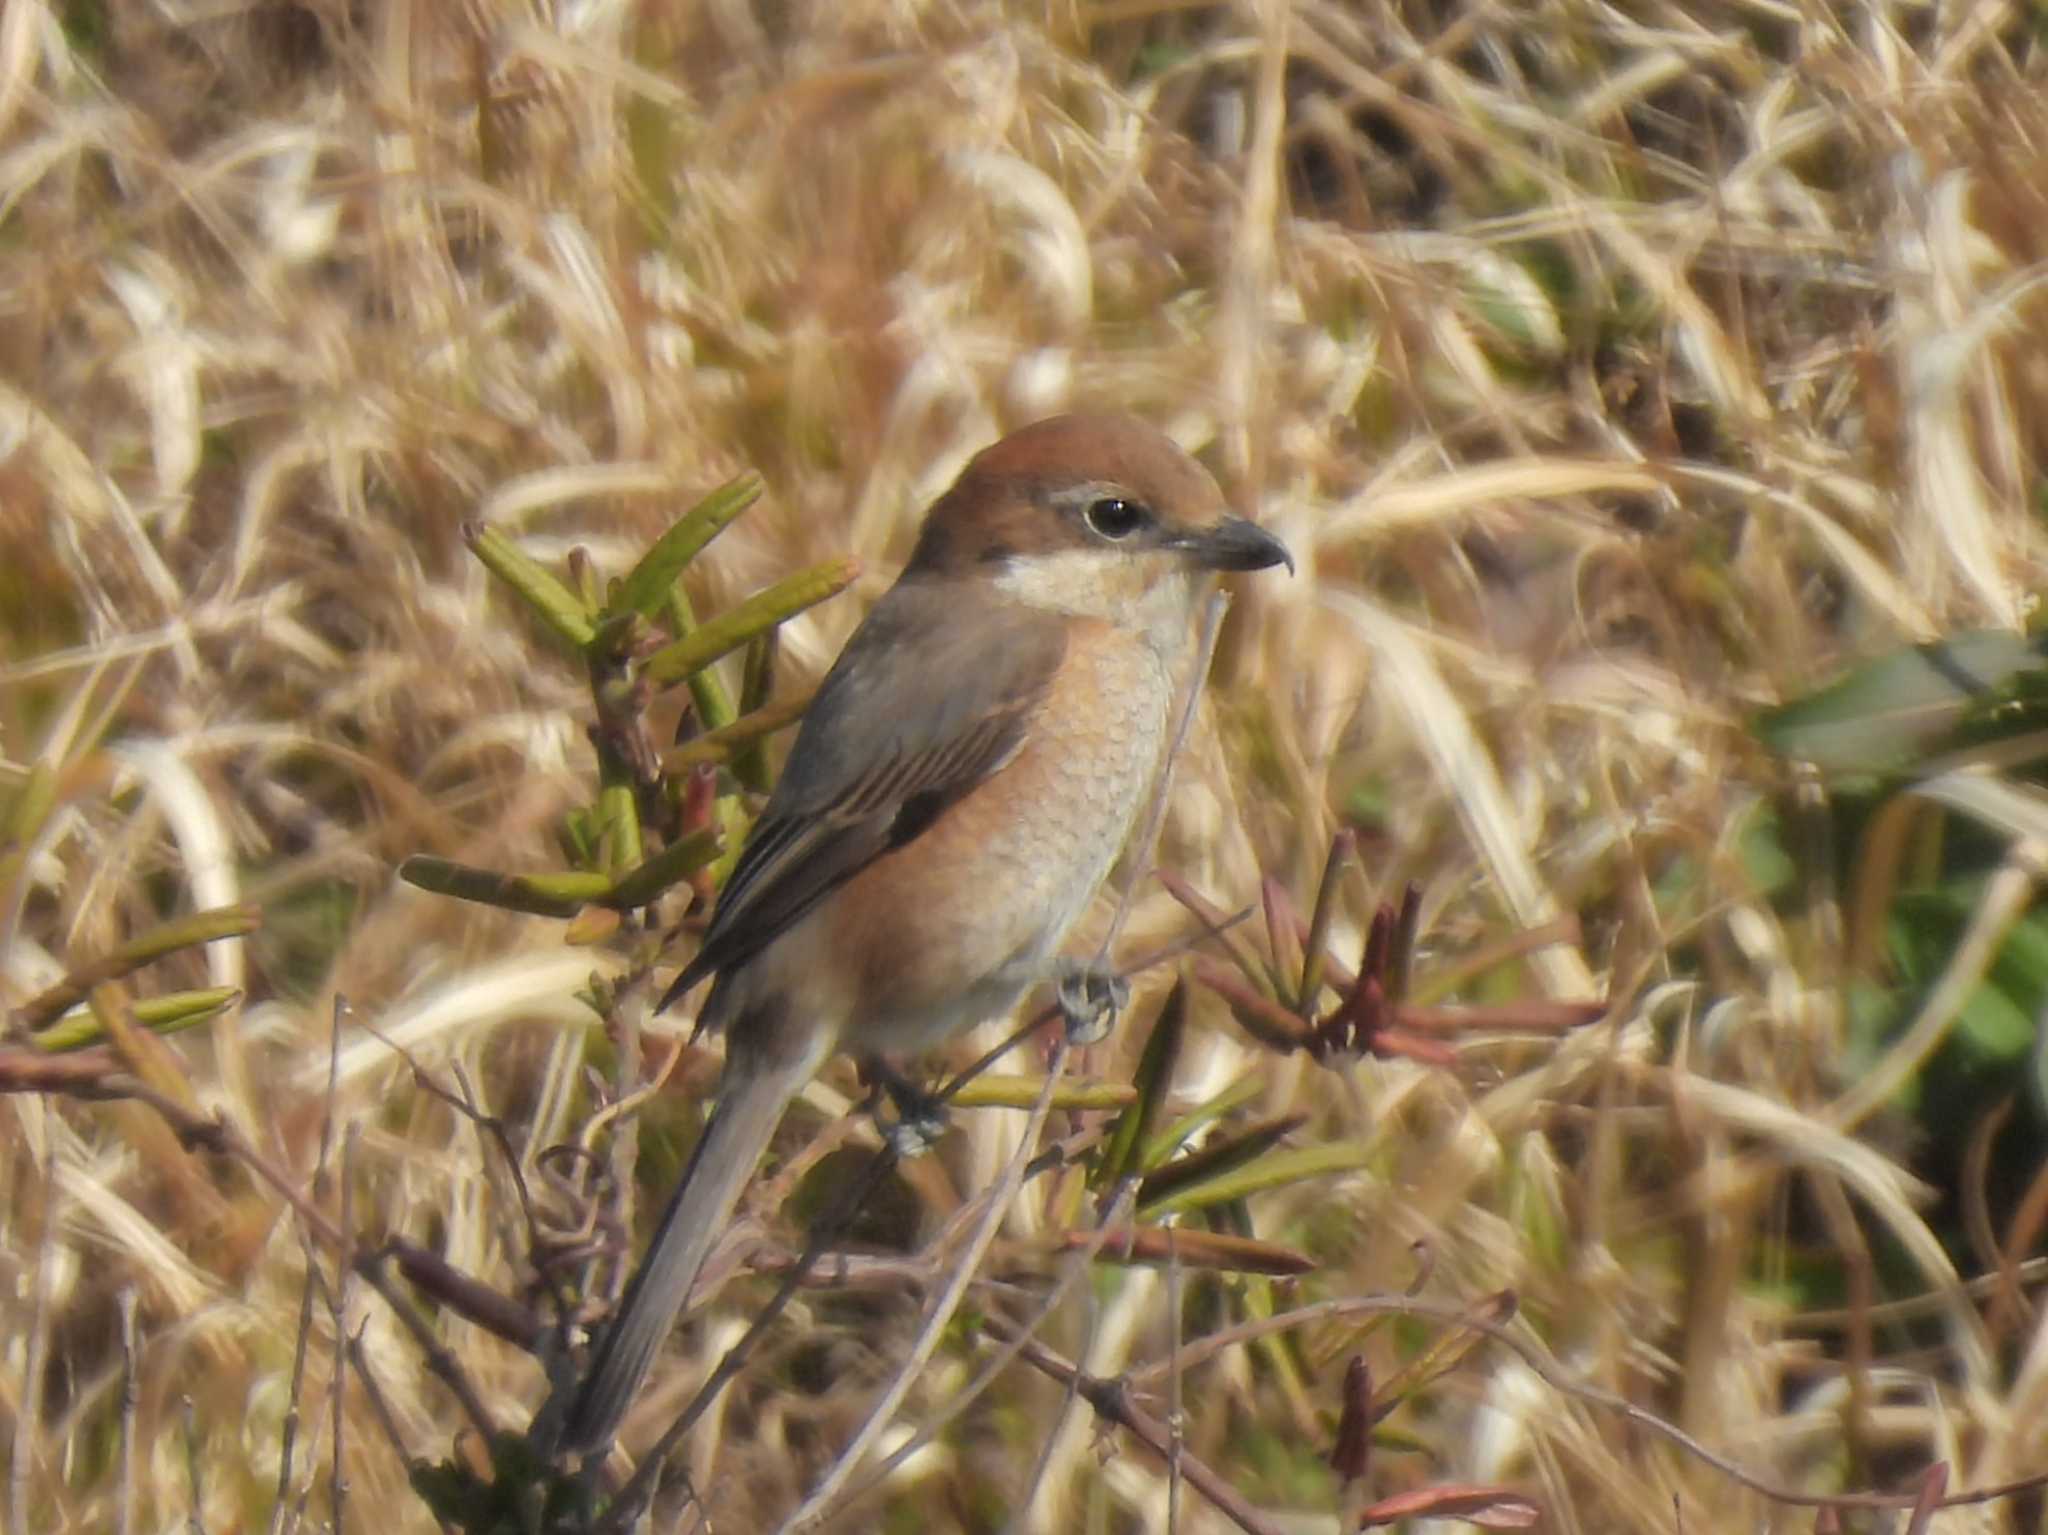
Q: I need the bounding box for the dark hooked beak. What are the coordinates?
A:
[1176,516,1294,574]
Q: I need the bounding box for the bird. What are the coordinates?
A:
[552,413,1291,1454]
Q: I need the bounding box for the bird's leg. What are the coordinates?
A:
[859,1058,950,1156]
[1054,960,1129,1045]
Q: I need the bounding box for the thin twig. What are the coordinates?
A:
[339,1329,414,1488]
[331,1123,358,1535]
[1125,1293,2048,1515]
[597,1143,907,1530]
[117,1287,139,1535]
[79,1067,347,1249]
[774,1039,1076,1533]
[182,1395,206,1535]
[351,1009,547,1270]
[992,1194,1135,1535]
[1792,1255,2048,1328]
[1167,1223,1184,1534]
[271,1000,350,1535]
[345,1247,499,1442]
[983,1316,1289,1535]
[13,1134,55,1535]
[24,997,502,1444]
[842,1179,1143,1515]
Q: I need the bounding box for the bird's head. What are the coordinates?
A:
[904,415,1292,640]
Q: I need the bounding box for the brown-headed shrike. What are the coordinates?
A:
[553,413,1291,1453]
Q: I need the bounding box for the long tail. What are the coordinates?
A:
[555,1053,807,1453]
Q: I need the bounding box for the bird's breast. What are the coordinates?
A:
[826,619,1178,1052]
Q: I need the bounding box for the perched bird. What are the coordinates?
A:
[556,413,1290,1453]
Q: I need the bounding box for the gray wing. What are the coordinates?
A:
[659,583,1066,1010]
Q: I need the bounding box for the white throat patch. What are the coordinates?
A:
[991,548,1200,645]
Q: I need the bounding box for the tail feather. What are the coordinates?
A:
[555,1056,805,1453]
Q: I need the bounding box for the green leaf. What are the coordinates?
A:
[1140,1074,1264,1170]
[1737,801,1796,896]
[948,1075,1136,1111]
[1953,979,2035,1061]
[462,522,598,648]
[1885,891,2048,1064]
[732,627,782,790]
[1756,631,2048,774]
[605,474,763,623]
[1344,777,1391,828]
[398,856,611,918]
[32,987,241,1051]
[605,829,723,907]
[1991,908,2048,995]
[1461,253,1564,358]
[644,557,860,687]
[662,694,811,773]
[595,781,642,876]
[665,583,741,741]
[1138,1141,1372,1219]
[13,904,263,1030]
[1136,1116,1308,1216]
[1067,1225,1315,1275]
[1096,975,1189,1189]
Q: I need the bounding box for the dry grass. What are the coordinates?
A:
[4,0,2048,1530]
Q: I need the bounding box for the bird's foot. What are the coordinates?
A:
[862,1061,949,1157]
[1055,961,1129,1046]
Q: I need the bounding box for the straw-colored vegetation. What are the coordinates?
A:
[5,1,2047,1530]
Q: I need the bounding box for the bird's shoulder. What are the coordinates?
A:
[766,580,1070,815]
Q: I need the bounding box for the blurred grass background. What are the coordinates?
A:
[4,0,2048,1530]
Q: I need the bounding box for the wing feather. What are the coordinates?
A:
[660,586,1065,1011]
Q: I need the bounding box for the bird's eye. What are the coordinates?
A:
[1084,497,1149,540]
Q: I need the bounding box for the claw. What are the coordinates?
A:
[1055,962,1129,1045]
[863,1061,949,1156]
[882,1110,947,1158]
